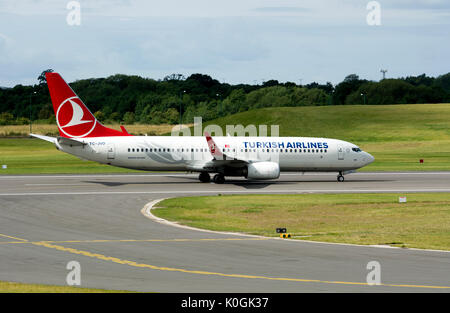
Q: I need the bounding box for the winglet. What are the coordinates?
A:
[205,131,223,159]
[120,125,130,135]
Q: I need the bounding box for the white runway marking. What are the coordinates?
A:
[0,174,195,179]
[1,171,449,180]
[24,183,87,186]
[1,188,450,196]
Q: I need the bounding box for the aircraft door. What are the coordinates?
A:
[229,143,237,160]
[337,146,344,160]
[107,143,115,159]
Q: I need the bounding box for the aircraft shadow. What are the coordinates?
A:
[83,177,392,189]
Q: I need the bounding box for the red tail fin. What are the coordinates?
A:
[46,72,131,138]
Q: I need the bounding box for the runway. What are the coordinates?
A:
[0,172,449,292]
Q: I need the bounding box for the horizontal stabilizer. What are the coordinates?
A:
[30,134,56,144]
[57,136,86,146]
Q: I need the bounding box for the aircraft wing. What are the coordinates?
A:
[189,132,249,172]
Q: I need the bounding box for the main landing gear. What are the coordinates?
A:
[337,171,345,182]
[213,173,225,184]
[198,172,226,184]
[199,172,211,183]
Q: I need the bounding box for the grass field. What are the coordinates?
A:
[0,138,142,174]
[0,124,190,174]
[154,193,450,251]
[0,103,449,174]
[0,123,181,137]
[0,280,130,293]
[200,103,450,171]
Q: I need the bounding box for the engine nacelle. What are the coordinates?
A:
[246,162,280,180]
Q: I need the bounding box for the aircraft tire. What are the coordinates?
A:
[199,172,211,183]
[213,174,225,184]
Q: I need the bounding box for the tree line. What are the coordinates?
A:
[0,70,449,126]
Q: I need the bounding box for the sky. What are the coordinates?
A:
[0,0,449,87]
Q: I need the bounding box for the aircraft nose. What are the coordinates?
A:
[365,152,375,165]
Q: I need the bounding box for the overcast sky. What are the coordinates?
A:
[0,0,449,87]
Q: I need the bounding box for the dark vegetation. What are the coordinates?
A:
[1,69,449,126]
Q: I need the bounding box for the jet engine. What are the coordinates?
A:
[246,162,280,180]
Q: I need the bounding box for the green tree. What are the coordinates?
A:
[38,69,54,85]
[123,112,135,124]
[94,111,105,122]
[165,108,179,124]
[0,112,14,125]
[38,104,53,120]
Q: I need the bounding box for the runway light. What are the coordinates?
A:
[280,233,292,239]
[2,165,6,169]
[420,159,424,163]
[276,228,287,234]
[399,196,407,203]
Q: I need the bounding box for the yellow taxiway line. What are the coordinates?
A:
[1,232,449,290]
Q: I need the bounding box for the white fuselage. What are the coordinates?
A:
[56,136,374,173]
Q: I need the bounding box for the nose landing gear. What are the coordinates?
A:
[337,171,345,182]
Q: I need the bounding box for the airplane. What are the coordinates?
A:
[31,72,374,183]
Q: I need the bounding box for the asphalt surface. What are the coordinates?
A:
[0,172,449,292]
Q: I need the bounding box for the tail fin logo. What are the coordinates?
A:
[56,96,97,138]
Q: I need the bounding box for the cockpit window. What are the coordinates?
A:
[352,147,362,152]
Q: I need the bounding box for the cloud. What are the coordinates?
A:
[0,0,449,87]
[251,6,311,14]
